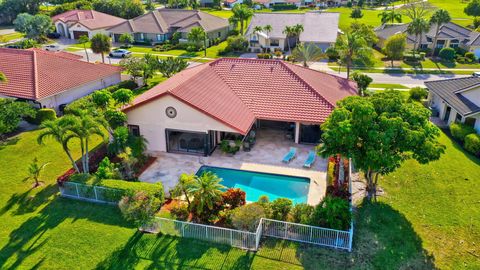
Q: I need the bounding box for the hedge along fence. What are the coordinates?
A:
[59,174,164,203]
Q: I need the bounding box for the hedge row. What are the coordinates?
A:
[69,174,164,202]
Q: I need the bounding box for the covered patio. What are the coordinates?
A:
[139,128,327,205]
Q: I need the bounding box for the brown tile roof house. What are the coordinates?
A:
[107,9,230,44]
[124,58,357,134]
[52,10,126,39]
[0,48,122,110]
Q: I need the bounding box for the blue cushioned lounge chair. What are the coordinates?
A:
[282,147,297,163]
[303,150,316,168]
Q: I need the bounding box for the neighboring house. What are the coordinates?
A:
[245,12,340,52]
[123,58,357,155]
[52,10,126,39]
[107,9,230,46]
[375,22,480,56]
[426,77,480,132]
[0,48,122,111]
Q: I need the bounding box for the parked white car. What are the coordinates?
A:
[109,49,132,58]
[43,44,61,52]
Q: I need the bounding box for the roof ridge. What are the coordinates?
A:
[151,10,166,32]
[32,50,39,99]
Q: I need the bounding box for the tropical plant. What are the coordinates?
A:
[187,171,225,218]
[91,89,112,108]
[222,188,246,209]
[0,72,6,83]
[383,33,407,67]
[319,90,445,200]
[95,157,118,180]
[187,26,206,49]
[112,88,134,105]
[25,157,49,187]
[231,203,265,231]
[263,24,272,37]
[120,57,145,80]
[407,18,430,57]
[0,99,35,139]
[350,22,378,46]
[271,198,293,221]
[334,31,373,78]
[119,191,162,226]
[292,43,324,67]
[170,173,196,208]
[230,4,253,34]
[253,25,263,35]
[350,7,363,19]
[290,203,314,224]
[292,24,304,46]
[90,33,111,63]
[430,9,451,55]
[37,117,80,172]
[157,57,188,78]
[142,53,159,80]
[282,25,295,52]
[78,35,90,62]
[378,8,402,24]
[108,126,130,155]
[117,147,138,180]
[351,72,372,96]
[13,13,54,42]
[118,33,134,47]
[309,195,351,230]
[104,109,127,130]
[409,87,428,101]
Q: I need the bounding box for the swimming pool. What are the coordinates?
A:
[196,166,310,204]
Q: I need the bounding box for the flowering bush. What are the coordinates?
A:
[222,188,246,209]
[119,191,163,226]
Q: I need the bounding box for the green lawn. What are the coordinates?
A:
[369,83,409,89]
[0,32,24,43]
[429,0,473,27]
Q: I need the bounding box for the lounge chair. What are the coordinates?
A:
[303,151,316,168]
[282,147,297,163]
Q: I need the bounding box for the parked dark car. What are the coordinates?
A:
[47,32,61,39]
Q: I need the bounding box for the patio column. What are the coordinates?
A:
[294,122,300,144]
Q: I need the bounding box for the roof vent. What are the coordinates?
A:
[231,64,235,70]
[270,66,274,72]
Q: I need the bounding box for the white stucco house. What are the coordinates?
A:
[245,12,340,52]
[0,48,122,112]
[123,58,358,156]
[52,10,126,39]
[426,77,480,132]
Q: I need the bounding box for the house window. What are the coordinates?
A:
[157,34,163,41]
[270,39,279,46]
[450,39,459,48]
[218,32,221,38]
[140,33,144,40]
[426,37,432,42]
[455,113,463,123]
[465,117,477,127]
[420,44,429,49]
[128,125,140,137]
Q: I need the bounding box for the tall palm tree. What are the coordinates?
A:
[430,9,451,55]
[0,72,7,83]
[78,35,90,63]
[335,32,372,78]
[292,43,324,67]
[292,24,304,48]
[407,18,431,57]
[378,7,402,24]
[263,24,272,37]
[231,4,253,34]
[283,25,295,52]
[187,171,225,217]
[253,26,263,35]
[37,118,80,173]
[90,33,111,63]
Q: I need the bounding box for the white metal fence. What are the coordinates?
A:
[59,181,122,205]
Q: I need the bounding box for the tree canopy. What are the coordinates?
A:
[383,33,407,67]
[465,0,480,18]
[13,13,54,42]
[0,99,36,139]
[90,33,111,63]
[319,90,445,200]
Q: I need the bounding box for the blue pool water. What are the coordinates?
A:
[196,166,310,204]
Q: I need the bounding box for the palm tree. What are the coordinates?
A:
[335,32,372,78]
[171,173,196,208]
[253,26,263,35]
[37,118,80,173]
[430,9,451,55]
[231,4,253,34]
[292,24,304,48]
[187,27,207,56]
[187,172,225,217]
[78,35,90,62]
[263,24,272,37]
[283,26,295,52]
[292,43,324,67]
[0,72,7,83]
[378,7,402,24]
[407,18,430,57]
[90,33,111,63]
[25,157,49,188]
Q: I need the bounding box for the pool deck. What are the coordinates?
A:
[139,129,327,205]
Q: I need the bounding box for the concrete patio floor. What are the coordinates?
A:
[139,129,327,205]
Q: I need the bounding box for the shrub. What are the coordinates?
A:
[257,195,272,218]
[231,203,265,231]
[439,47,455,61]
[325,46,339,61]
[220,140,240,154]
[290,203,314,224]
[170,203,189,221]
[222,188,246,209]
[271,198,293,221]
[119,191,162,226]
[228,29,239,36]
[92,89,112,108]
[474,17,480,29]
[153,44,176,52]
[450,122,476,142]
[271,3,297,10]
[464,133,480,155]
[112,88,134,105]
[274,50,282,57]
[95,157,119,180]
[465,52,476,62]
[26,108,56,125]
[403,52,424,62]
[105,109,127,129]
[309,195,351,230]
[225,35,247,52]
[409,87,428,101]
[116,80,138,90]
[257,53,272,59]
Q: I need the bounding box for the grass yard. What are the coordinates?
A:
[429,0,473,27]
[0,32,24,43]
[369,83,409,89]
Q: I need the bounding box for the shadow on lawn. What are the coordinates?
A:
[0,196,132,269]
[295,200,437,270]
[0,184,57,216]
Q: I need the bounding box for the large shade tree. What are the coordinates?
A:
[319,90,445,200]
[384,33,407,67]
[13,13,54,42]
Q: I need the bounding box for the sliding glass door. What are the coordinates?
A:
[166,129,216,156]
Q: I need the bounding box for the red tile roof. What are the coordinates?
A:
[0,48,122,100]
[52,10,126,30]
[124,58,357,134]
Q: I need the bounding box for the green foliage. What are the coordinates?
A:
[309,195,351,230]
[450,122,476,142]
[439,47,456,61]
[290,203,314,224]
[270,198,293,221]
[350,22,378,46]
[90,33,111,62]
[271,3,297,10]
[187,27,206,48]
[13,13,54,42]
[26,157,49,187]
[92,89,112,108]
[350,8,363,19]
[464,133,480,155]
[409,87,428,101]
[157,57,188,78]
[231,203,265,231]
[221,188,246,209]
[464,0,480,18]
[170,203,189,221]
[230,4,253,34]
[407,18,430,52]
[117,80,138,90]
[92,0,144,19]
[334,30,373,78]
[0,99,36,137]
[223,35,247,53]
[118,33,134,45]
[292,43,324,67]
[51,0,92,16]
[465,52,476,61]
[187,171,225,220]
[220,140,240,154]
[119,191,162,226]
[104,109,126,130]
[384,33,407,66]
[325,46,339,61]
[119,57,145,80]
[95,157,119,180]
[112,88,134,105]
[108,126,130,155]
[378,9,402,24]
[319,90,445,200]
[351,72,372,96]
[0,0,41,24]
[26,108,57,125]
